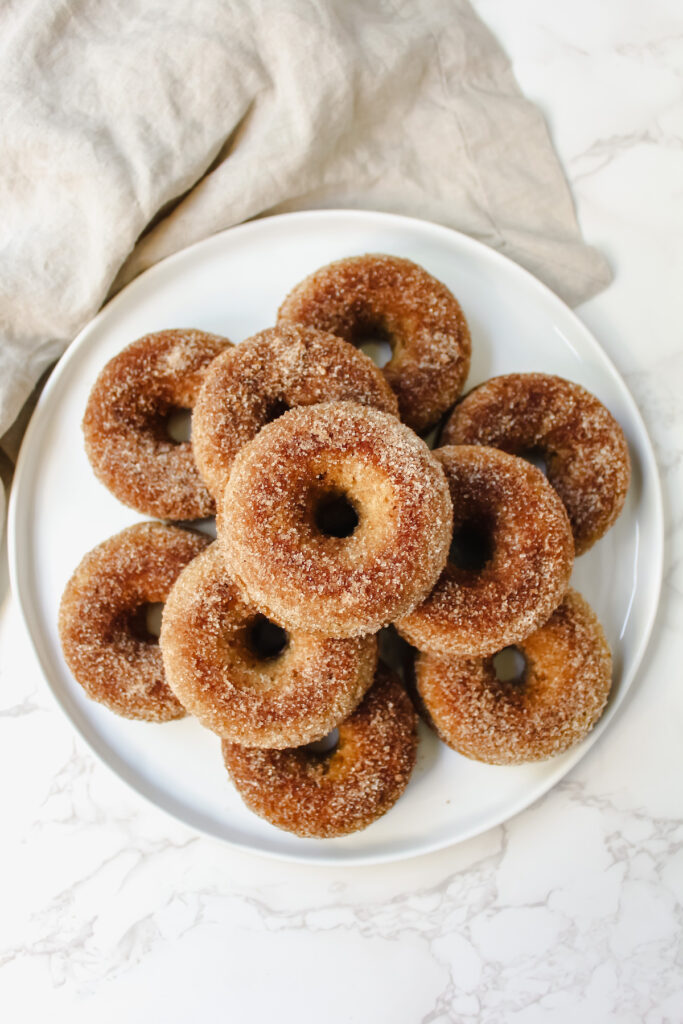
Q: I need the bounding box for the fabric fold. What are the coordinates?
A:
[0,0,611,441]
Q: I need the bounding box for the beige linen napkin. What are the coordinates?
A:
[0,0,610,444]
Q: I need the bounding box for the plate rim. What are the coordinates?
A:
[8,208,665,866]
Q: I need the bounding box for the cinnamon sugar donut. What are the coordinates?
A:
[193,324,398,500]
[442,373,631,554]
[277,254,471,433]
[396,445,574,657]
[222,664,418,837]
[218,402,453,639]
[83,328,231,519]
[159,544,377,748]
[415,589,612,764]
[59,522,209,722]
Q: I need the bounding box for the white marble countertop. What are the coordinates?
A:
[1,2,682,1021]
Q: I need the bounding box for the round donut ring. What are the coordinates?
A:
[83,328,232,520]
[192,323,398,501]
[218,401,453,639]
[415,589,612,764]
[159,543,378,748]
[277,253,471,433]
[396,445,574,657]
[222,664,418,837]
[59,522,210,722]
[442,373,631,554]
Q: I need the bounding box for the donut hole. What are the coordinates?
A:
[165,407,192,444]
[520,447,548,476]
[246,615,289,661]
[263,398,290,424]
[305,727,340,757]
[314,492,359,539]
[353,319,394,368]
[492,646,527,685]
[128,602,164,644]
[357,337,393,368]
[449,519,494,571]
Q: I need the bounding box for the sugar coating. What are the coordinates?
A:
[58,522,210,721]
[396,445,574,656]
[416,589,613,764]
[222,664,418,837]
[218,401,454,638]
[82,328,232,520]
[442,372,631,554]
[159,544,378,748]
[192,323,398,500]
[277,253,471,432]
[68,275,625,828]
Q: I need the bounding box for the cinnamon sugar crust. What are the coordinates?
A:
[217,401,453,638]
[193,324,398,500]
[396,445,574,657]
[222,664,418,837]
[442,372,631,554]
[83,328,231,519]
[159,544,378,748]
[277,254,471,433]
[416,589,612,764]
[58,522,209,722]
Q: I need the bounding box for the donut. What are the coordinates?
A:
[159,543,377,748]
[59,522,209,722]
[218,401,453,639]
[222,664,418,837]
[442,373,631,554]
[396,445,574,657]
[415,589,612,764]
[277,254,471,433]
[83,328,232,520]
[192,324,398,500]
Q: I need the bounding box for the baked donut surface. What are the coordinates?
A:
[396,445,574,656]
[277,254,471,433]
[192,324,398,500]
[59,522,209,722]
[416,589,612,764]
[83,328,231,519]
[222,664,418,837]
[218,401,453,638]
[159,544,377,748]
[442,373,631,554]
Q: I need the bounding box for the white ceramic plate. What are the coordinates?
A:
[9,210,663,865]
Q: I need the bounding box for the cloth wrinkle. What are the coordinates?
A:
[0,0,611,446]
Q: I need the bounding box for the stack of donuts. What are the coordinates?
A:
[59,254,630,839]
